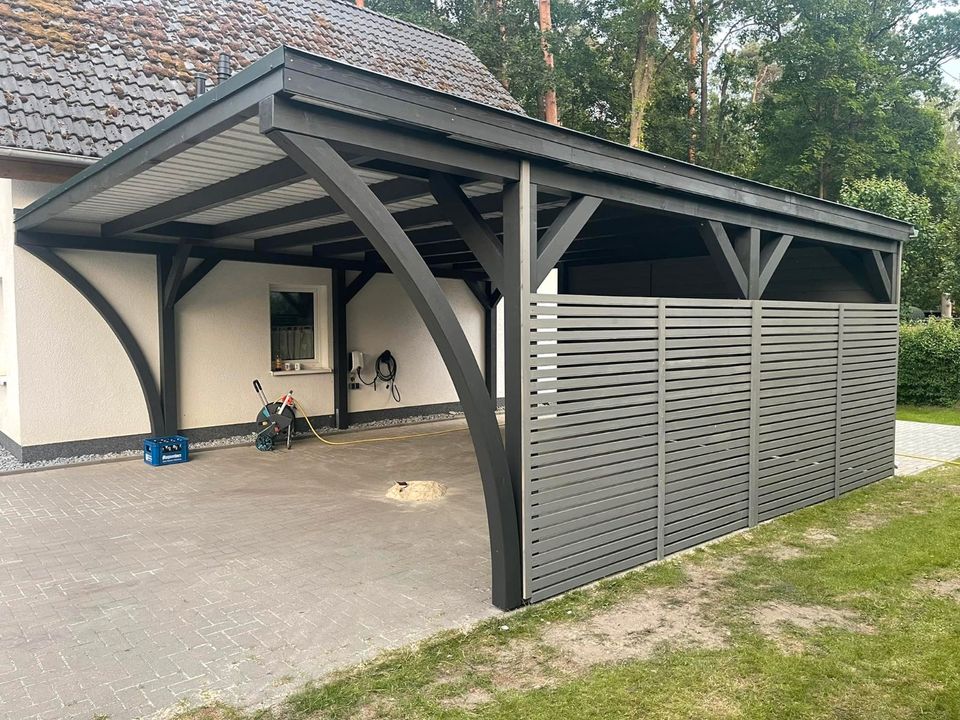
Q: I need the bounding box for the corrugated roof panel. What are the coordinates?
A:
[57,120,284,223]
[180,167,398,224]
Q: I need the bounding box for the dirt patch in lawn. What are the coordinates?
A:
[916,575,960,601]
[802,528,839,545]
[847,513,890,531]
[750,601,874,652]
[438,558,740,709]
[756,543,808,561]
[542,559,736,669]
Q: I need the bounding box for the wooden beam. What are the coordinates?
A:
[225,176,428,242]
[734,228,760,299]
[344,268,376,304]
[428,173,505,291]
[866,249,893,302]
[535,195,602,287]
[175,258,221,304]
[266,126,523,610]
[698,220,748,298]
[162,242,192,310]
[758,234,793,297]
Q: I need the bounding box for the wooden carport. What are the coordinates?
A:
[14,46,911,609]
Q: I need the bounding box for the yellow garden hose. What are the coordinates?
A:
[895,452,960,467]
[282,397,501,446]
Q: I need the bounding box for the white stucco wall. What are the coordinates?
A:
[0,180,23,444]
[347,274,484,412]
[177,261,336,429]
[3,180,490,449]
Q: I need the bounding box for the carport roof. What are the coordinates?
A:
[15,45,912,274]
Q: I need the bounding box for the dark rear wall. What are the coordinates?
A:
[563,246,877,303]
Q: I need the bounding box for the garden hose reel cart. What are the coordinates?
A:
[253,379,295,451]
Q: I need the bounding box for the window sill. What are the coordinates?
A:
[270,368,332,377]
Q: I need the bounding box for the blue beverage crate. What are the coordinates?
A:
[143,435,189,466]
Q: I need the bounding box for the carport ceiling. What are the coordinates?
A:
[14,45,912,280]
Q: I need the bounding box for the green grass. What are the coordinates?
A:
[176,465,960,720]
[897,403,960,425]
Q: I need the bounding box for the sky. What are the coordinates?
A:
[944,58,960,86]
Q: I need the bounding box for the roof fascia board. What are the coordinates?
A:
[282,47,911,243]
[260,94,519,182]
[15,48,287,232]
[530,164,899,254]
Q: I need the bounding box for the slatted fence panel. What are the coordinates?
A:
[523,294,898,602]
[837,305,899,492]
[757,303,840,521]
[662,302,752,554]
[525,295,660,601]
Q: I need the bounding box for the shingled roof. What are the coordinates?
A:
[0,0,522,160]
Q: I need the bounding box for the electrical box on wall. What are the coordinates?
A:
[350,350,364,373]
[349,350,363,390]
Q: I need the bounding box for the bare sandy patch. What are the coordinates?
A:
[750,601,873,652]
[353,699,398,719]
[438,687,494,711]
[541,558,739,670]
[917,575,960,601]
[756,543,807,561]
[439,558,740,707]
[802,528,839,545]
[847,512,892,531]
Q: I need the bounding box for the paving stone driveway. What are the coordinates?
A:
[0,420,496,720]
[896,419,960,475]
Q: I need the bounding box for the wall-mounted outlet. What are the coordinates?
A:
[348,373,361,390]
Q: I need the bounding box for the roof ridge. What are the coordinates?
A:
[323,0,471,50]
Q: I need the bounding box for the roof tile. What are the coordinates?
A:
[0,0,521,159]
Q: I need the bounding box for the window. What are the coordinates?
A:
[269,285,330,369]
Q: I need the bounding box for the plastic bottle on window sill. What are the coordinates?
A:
[273,353,283,372]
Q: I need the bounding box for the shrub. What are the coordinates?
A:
[898,320,960,406]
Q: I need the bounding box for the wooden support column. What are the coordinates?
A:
[484,283,499,400]
[332,269,349,430]
[157,245,190,436]
[503,161,537,599]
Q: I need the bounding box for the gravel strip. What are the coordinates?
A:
[0,411,471,474]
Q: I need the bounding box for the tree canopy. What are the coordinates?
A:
[368,0,960,309]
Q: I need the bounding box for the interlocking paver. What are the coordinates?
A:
[895,419,960,474]
[0,420,496,719]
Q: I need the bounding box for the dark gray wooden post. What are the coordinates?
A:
[484,286,498,401]
[332,269,349,430]
[156,254,178,435]
[502,161,537,598]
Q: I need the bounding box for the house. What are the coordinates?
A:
[0,0,522,461]
[3,0,908,609]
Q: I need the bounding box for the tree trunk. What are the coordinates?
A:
[628,9,659,149]
[688,0,700,164]
[539,0,559,124]
[699,8,710,156]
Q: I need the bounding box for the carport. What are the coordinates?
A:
[14,46,911,610]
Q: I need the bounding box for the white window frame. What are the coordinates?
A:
[268,283,331,372]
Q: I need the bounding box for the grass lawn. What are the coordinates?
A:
[179,464,960,720]
[897,404,960,425]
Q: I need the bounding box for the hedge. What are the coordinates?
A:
[898,320,960,406]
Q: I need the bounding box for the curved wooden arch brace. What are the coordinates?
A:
[266,126,523,610]
[21,244,164,434]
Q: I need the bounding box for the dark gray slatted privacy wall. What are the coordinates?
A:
[523,294,898,602]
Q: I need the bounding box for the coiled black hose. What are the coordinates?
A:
[358,350,401,402]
